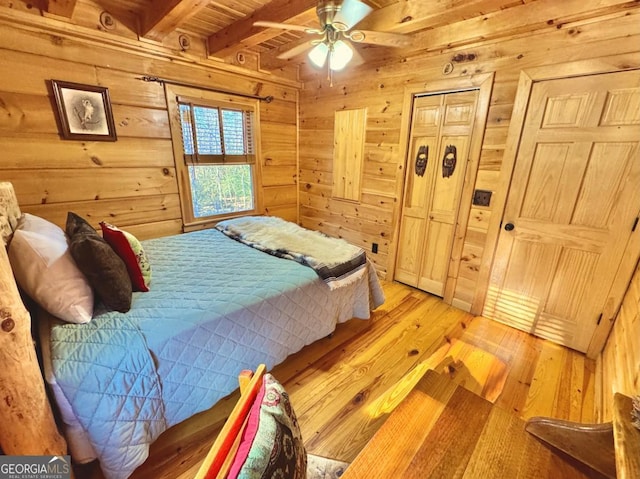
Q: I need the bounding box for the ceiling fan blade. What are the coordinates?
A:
[349,46,365,67]
[253,21,320,34]
[332,0,373,31]
[277,40,317,60]
[349,30,412,48]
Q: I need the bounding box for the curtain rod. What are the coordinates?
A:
[138,76,274,103]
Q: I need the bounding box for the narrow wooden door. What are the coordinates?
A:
[395,90,479,296]
[484,69,640,353]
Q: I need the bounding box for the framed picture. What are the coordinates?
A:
[51,80,117,141]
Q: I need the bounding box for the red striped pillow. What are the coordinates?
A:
[100,222,151,292]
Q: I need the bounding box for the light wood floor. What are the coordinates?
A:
[80,280,596,479]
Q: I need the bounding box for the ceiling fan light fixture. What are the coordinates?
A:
[332,21,349,31]
[264,0,408,84]
[329,39,353,71]
[308,42,329,68]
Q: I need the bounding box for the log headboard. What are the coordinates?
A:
[0,182,22,246]
[0,181,67,456]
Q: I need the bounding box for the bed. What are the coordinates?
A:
[0,185,384,479]
[0,183,384,479]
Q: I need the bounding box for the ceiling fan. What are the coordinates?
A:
[254,0,411,80]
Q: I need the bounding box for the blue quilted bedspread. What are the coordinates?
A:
[48,229,383,479]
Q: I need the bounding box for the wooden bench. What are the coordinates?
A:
[526,393,640,479]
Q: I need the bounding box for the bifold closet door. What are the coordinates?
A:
[395,90,479,297]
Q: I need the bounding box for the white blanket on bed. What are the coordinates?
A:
[216,216,367,287]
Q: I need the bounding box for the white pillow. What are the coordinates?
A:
[8,213,94,323]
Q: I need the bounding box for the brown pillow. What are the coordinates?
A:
[66,212,132,313]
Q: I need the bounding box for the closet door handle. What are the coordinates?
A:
[504,223,515,231]
[415,145,428,176]
[442,144,457,178]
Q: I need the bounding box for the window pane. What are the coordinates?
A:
[188,164,254,218]
[179,104,195,155]
[221,109,245,155]
[193,106,222,155]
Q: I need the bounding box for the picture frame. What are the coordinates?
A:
[51,80,117,141]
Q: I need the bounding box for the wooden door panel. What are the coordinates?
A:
[513,218,607,253]
[487,240,560,331]
[395,215,424,286]
[519,141,593,224]
[443,101,475,126]
[534,313,579,347]
[544,248,599,321]
[485,69,640,352]
[519,143,571,222]
[571,142,637,228]
[540,91,599,129]
[576,146,640,350]
[403,136,438,215]
[443,90,477,124]
[418,221,453,295]
[599,88,640,126]
[431,135,469,218]
[413,103,441,130]
[419,134,470,295]
[501,241,558,303]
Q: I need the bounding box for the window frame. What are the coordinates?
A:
[166,85,263,230]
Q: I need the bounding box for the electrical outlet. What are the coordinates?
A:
[473,189,492,207]
[372,243,378,254]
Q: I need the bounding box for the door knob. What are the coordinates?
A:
[504,223,515,231]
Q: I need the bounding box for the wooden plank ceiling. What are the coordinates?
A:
[36,0,545,70]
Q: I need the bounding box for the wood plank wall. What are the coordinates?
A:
[297,3,640,312]
[0,5,299,239]
[597,262,640,421]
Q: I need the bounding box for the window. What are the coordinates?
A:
[171,93,259,224]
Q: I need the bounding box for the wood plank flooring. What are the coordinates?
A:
[79,281,596,479]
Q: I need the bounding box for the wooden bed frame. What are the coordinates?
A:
[0,242,67,456]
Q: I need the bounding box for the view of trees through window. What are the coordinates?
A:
[179,101,256,218]
[188,164,253,218]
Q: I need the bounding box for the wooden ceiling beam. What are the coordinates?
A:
[207,0,318,59]
[356,0,526,35]
[45,0,78,18]
[140,0,211,42]
[404,0,638,55]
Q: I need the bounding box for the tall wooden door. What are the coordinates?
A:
[395,90,479,296]
[484,69,640,353]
